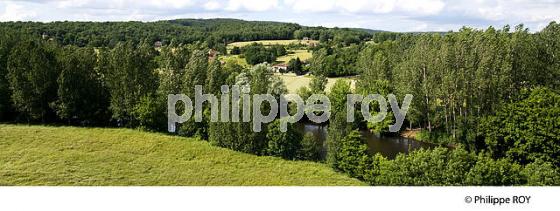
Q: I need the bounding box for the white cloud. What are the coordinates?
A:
[226,0,279,12]
[204,1,222,10]
[283,0,336,13]
[56,0,195,10]
[0,2,37,21]
[0,0,559,32]
[284,0,444,15]
[398,0,445,15]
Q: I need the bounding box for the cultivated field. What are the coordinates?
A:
[0,125,364,186]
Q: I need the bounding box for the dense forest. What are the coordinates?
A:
[0,19,558,185]
[0,18,372,51]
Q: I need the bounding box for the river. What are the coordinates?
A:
[296,123,435,160]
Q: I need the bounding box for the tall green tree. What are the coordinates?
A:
[53,46,109,124]
[7,40,58,122]
[0,31,18,121]
[266,119,302,160]
[287,57,303,75]
[104,41,157,126]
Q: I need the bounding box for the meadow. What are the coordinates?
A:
[276,49,313,63]
[275,73,356,93]
[0,125,364,186]
[227,39,318,48]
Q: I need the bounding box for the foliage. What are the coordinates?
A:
[103,41,158,126]
[363,147,553,186]
[309,45,361,77]
[465,154,524,186]
[335,130,372,179]
[53,46,109,125]
[6,40,58,122]
[230,46,241,55]
[242,43,276,65]
[326,80,354,167]
[266,120,303,160]
[309,75,327,94]
[299,133,322,161]
[478,87,560,166]
[287,57,304,75]
[521,159,560,186]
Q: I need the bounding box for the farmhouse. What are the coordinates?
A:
[272,63,288,73]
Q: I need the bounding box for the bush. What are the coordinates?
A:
[266,120,302,160]
[465,154,524,186]
[478,87,560,166]
[132,95,165,131]
[443,147,477,185]
[298,133,322,161]
[521,159,560,186]
[374,148,449,185]
[335,130,372,179]
[243,43,275,65]
[230,46,241,55]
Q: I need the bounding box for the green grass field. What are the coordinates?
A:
[227,39,319,48]
[277,50,313,63]
[224,40,315,65]
[219,54,249,67]
[0,125,364,186]
[276,73,357,93]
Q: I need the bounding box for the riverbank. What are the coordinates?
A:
[401,129,457,148]
[400,129,421,140]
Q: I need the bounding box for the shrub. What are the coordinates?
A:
[443,147,477,185]
[375,148,449,185]
[336,130,372,179]
[521,159,560,186]
[298,133,322,161]
[266,120,302,160]
[465,154,524,186]
[478,87,560,166]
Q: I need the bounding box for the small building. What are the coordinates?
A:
[272,63,288,73]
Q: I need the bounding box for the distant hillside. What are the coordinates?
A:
[0,18,375,47]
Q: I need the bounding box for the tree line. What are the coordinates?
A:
[0,18,375,51]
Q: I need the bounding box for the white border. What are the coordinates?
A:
[0,187,557,211]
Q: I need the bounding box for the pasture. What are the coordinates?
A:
[276,73,357,94]
[0,125,364,186]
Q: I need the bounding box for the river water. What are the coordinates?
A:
[295,123,435,159]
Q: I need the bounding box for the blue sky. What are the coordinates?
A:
[1,0,559,32]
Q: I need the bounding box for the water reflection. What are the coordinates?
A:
[296,123,435,159]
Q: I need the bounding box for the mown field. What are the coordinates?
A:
[0,125,364,186]
[276,73,357,93]
[227,39,319,48]
[223,40,314,65]
[277,49,313,63]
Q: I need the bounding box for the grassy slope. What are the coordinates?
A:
[0,125,364,186]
